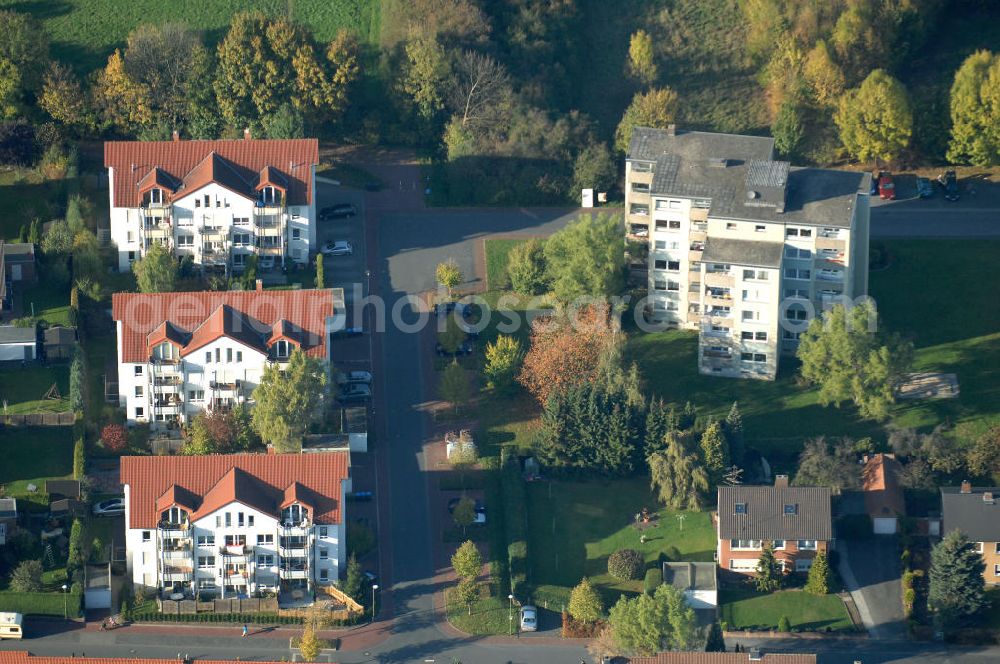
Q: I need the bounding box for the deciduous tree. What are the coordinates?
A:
[132,242,177,294]
[343,554,363,600]
[402,36,453,120]
[506,238,547,295]
[572,141,616,198]
[628,30,658,84]
[568,577,603,623]
[298,622,322,661]
[929,530,987,633]
[93,50,152,133]
[0,10,48,90]
[544,213,625,302]
[456,577,479,614]
[439,360,470,412]
[452,496,476,533]
[483,335,523,391]
[947,50,999,166]
[834,69,912,164]
[803,40,846,107]
[101,424,127,453]
[966,426,1000,479]
[614,87,679,153]
[448,50,512,130]
[251,349,327,453]
[451,539,482,581]
[797,302,912,420]
[435,258,463,295]
[772,101,804,158]
[40,63,93,131]
[648,432,709,510]
[609,584,697,656]
[793,437,859,491]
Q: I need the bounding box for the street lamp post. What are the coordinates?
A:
[61,584,68,619]
[507,593,514,635]
[370,584,379,624]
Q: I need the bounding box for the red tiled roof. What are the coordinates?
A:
[120,452,350,529]
[104,138,318,208]
[862,453,906,518]
[112,290,335,363]
[626,654,816,664]
[0,653,291,664]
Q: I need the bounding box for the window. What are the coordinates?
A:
[786,227,813,238]
[784,268,811,280]
[783,330,803,341]
[773,539,785,550]
[197,535,215,546]
[632,162,651,173]
[797,540,817,550]
[741,311,757,321]
[195,199,201,208]
[654,280,666,291]
[215,349,221,363]
[227,348,233,363]
[150,188,163,205]
[785,247,812,259]
[667,280,679,292]
[236,351,242,363]
[225,534,245,546]
[654,259,667,270]
[784,504,798,515]
[248,515,254,527]
[785,307,808,321]
[668,241,680,250]
[734,503,747,515]
[743,269,768,281]
[668,200,681,209]
[319,548,328,560]
[189,389,204,401]
[215,516,222,528]
[225,513,231,527]
[995,543,1000,555]
[232,253,246,267]
[292,228,301,240]
[291,248,302,259]
[726,223,737,230]
[128,251,136,262]
[654,240,666,250]
[205,351,211,364]
[134,365,143,376]
[273,340,291,359]
[177,235,194,247]
[233,233,250,246]
[801,228,812,237]
[234,217,249,226]
[976,542,984,554]
[257,555,274,567]
[319,527,328,537]
[731,539,762,550]
[320,569,329,581]
[741,331,753,340]
[654,220,681,231]
[667,260,680,271]
[203,195,210,207]
[198,556,216,569]
[135,385,143,397]
[631,182,650,193]
[257,534,274,545]
[142,531,151,542]
[755,225,766,232]
[135,407,144,418]
[741,353,767,363]
[784,289,808,299]
[238,512,244,527]
[755,331,767,341]
[630,204,649,216]
[127,231,135,243]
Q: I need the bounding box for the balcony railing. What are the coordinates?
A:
[219,544,250,557]
[278,568,309,580]
[703,349,732,359]
[816,271,844,282]
[151,357,181,367]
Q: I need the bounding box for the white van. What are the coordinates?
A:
[0,612,23,639]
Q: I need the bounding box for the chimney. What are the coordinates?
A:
[774,474,789,488]
[666,123,676,137]
[171,130,179,142]
[748,647,762,661]
[266,443,275,455]
[244,127,252,140]
[984,492,995,504]
[255,279,263,292]
[961,480,972,494]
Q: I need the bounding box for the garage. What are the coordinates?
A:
[84,564,112,610]
[873,517,897,535]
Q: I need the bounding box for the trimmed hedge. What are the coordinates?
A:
[501,448,529,599]
[484,463,509,596]
[0,590,82,617]
[608,549,643,581]
[643,568,662,595]
[133,612,308,625]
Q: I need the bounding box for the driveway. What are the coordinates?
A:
[838,537,906,639]
[315,181,367,317]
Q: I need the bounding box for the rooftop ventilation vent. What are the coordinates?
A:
[708,157,729,168]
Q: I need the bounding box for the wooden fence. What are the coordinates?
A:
[0,412,75,426]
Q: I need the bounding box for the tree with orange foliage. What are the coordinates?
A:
[517,304,618,405]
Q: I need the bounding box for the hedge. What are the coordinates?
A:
[0,590,82,617]
[643,568,662,595]
[501,447,528,599]
[484,462,509,596]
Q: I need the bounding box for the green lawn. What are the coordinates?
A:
[484,239,528,291]
[1,0,381,74]
[22,281,72,327]
[446,592,516,636]
[0,176,71,241]
[0,427,74,511]
[526,478,715,608]
[0,365,70,414]
[721,588,855,633]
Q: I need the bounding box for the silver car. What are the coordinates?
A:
[519,605,537,632]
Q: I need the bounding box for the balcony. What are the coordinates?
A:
[254,216,283,232]
[150,357,181,368]
[163,547,192,559]
[689,209,709,223]
[704,307,732,320]
[210,379,242,393]
[159,523,191,538]
[162,565,192,583]
[702,349,733,359]
[815,235,845,252]
[815,270,845,283]
[219,544,250,557]
[199,226,228,239]
[278,567,309,580]
[704,271,734,288]
[153,375,182,387]
[258,245,283,256]
[201,250,228,265]
[143,223,171,239]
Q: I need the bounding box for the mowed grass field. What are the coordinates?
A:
[0,0,381,72]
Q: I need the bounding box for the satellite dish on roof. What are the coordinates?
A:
[747,190,758,199]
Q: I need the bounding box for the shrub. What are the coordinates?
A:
[9,560,44,592]
[643,568,662,595]
[607,549,644,581]
[73,437,85,479]
[69,346,85,412]
[101,424,127,452]
[665,546,681,562]
[777,615,791,632]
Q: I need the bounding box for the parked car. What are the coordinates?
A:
[447,498,486,524]
[319,204,357,220]
[322,240,353,256]
[435,341,474,357]
[520,605,537,632]
[336,370,373,385]
[878,172,895,200]
[340,384,371,398]
[93,498,125,517]
[337,392,369,405]
[258,255,276,270]
[916,177,934,199]
[938,170,960,201]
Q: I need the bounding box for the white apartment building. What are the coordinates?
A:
[120,452,351,600]
[625,126,870,380]
[104,134,319,273]
[111,288,341,430]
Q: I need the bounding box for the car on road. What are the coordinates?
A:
[938,170,960,201]
[319,204,357,220]
[878,172,895,200]
[519,605,537,632]
[447,497,486,524]
[916,177,934,199]
[93,498,125,517]
[258,255,276,271]
[336,370,373,385]
[322,240,354,256]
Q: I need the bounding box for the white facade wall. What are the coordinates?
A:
[110,174,317,273]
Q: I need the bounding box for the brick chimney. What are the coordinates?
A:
[255,279,263,292]
[171,130,179,142]
[961,480,972,494]
[244,127,252,140]
[774,474,789,488]
[266,443,275,455]
[666,123,676,137]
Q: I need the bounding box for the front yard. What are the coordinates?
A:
[721,587,855,633]
[526,478,715,608]
[0,365,71,414]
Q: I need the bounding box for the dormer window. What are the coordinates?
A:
[281,503,308,527]
[261,186,278,206]
[784,504,798,516]
[150,188,163,205]
[161,506,188,528]
[153,341,178,361]
[734,503,747,515]
[273,339,291,359]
